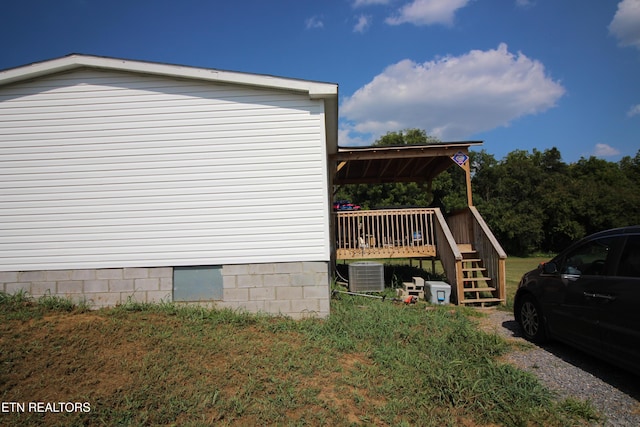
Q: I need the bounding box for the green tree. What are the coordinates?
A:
[469,150,498,202]
[431,165,468,213]
[473,147,640,255]
[533,149,582,252]
[473,150,547,255]
[620,150,640,187]
[568,156,640,235]
[375,129,440,146]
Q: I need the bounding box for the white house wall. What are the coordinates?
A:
[0,68,331,271]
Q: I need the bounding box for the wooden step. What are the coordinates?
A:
[457,244,474,253]
[462,287,496,293]
[453,247,503,307]
[462,259,482,268]
[460,297,503,305]
[463,272,490,278]
[462,276,492,282]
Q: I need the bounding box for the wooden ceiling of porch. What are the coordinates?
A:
[331,142,482,185]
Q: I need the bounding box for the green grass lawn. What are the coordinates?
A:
[0,285,598,427]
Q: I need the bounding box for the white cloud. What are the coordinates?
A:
[609,0,640,50]
[515,0,535,8]
[339,127,371,146]
[353,0,390,7]
[628,104,640,116]
[594,143,621,157]
[305,16,324,29]
[339,43,566,145]
[354,15,372,33]
[386,0,472,26]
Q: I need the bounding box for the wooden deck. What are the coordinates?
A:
[335,208,437,260]
[334,207,507,306]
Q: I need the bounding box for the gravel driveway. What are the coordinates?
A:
[477,309,640,426]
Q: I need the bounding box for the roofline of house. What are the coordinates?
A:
[0,54,338,99]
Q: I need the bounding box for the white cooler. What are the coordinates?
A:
[425,281,451,305]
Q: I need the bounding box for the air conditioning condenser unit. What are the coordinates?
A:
[348,261,384,292]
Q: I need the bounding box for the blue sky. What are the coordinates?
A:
[1,0,639,163]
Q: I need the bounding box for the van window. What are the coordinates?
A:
[618,236,640,278]
[560,237,616,276]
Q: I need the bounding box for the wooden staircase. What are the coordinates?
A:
[458,245,503,307]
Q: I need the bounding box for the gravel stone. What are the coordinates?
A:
[476,309,640,426]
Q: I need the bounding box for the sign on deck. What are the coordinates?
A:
[452,151,469,167]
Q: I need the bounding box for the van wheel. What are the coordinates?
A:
[517,294,547,343]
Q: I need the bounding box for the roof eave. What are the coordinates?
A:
[332,141,483,161]
[0,54,338,99]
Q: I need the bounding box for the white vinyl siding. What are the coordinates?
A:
[0,69,331,270]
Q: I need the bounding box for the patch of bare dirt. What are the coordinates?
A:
[1,312,147,402]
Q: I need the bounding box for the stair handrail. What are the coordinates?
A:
[433,208,463,303]
[469,206,507,258]
[468,206,507,303]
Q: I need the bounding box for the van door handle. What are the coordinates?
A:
[583,292,616,302]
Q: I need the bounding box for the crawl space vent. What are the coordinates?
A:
[348,261,384,292]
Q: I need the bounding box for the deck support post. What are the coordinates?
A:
[463,158,473,207]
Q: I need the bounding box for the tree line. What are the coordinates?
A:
[335,130,640,256]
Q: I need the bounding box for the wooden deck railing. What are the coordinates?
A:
[334,206,506,306]
[335,208,437,259]
[447,207,507,304]
[433,208,463,301]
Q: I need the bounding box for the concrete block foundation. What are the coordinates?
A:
[0,261,330,319]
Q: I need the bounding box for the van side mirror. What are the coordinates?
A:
[542,262,558,274]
